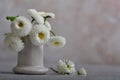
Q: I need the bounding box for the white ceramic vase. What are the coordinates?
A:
[13,37,48,74]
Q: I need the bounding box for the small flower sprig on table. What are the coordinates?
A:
[4,9,66,52]
[50,59,87,76]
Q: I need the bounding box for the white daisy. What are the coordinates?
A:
[28,9,44,24]
[47,36,66,48]
[4,33,24,52]
[30,24,50,46]
[11,16,32,37]
[44,21,51,31]
[39,12,55,18]
[57,59,76,74]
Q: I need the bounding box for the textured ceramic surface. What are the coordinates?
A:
[13,37,48,74]
[13,66,48,74]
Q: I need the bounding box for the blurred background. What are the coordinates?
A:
[0,0,120,65]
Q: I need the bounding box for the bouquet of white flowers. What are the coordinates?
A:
[4,9,66,52]
[4,9,86,75]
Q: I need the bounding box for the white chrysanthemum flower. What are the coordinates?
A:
[28,9,44,24]
[11,16,32,37]
[57,59,76,74]
[47,36,66,48]
[4,33,24,52]
[30,24,50,46]
[44,21,51,31]
[79,68,87,76]
[39,12,55,18]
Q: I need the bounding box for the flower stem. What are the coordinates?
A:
[4,33,7,36]
[44,17,47,23]
[31,17,35,23]
[50,30,56,36]
[43,16,52,24]
[50,67,59,73]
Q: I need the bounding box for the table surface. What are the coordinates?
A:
[0,62,120,80]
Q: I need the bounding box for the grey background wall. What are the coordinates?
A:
[1,0,120,65]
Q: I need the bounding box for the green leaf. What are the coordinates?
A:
[6,16,18,22]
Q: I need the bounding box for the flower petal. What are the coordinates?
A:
[28,9,44,24]
[30,24,50,46]
[47,36,66,48]
[4,33,24,52]
[11,16,32,37]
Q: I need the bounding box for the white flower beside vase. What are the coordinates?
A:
[50,59,87,75]
[4,9,66,74]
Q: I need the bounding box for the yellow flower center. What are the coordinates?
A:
[38,32,45,39]
[54,41,60,46]
[67,64,71,69]
[18,21,24,28]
